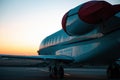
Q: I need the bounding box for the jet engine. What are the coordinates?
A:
[62,1,120,36]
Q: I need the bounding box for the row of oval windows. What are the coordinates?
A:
[40,30,70,48]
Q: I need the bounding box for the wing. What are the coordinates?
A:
[0,54,74,63]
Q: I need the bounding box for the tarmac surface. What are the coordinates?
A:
[0,67,109,80]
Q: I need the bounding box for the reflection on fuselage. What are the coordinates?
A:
[40,28,99,49]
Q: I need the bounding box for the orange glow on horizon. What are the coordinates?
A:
[0,44,38,56]
[0,37,38,55]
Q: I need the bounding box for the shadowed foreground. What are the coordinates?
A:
[0,67,109,80]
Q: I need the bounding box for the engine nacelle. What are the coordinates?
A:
[62,1,120,36]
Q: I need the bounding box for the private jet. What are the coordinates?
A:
[1,0,120,79]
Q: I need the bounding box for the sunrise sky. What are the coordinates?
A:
[0,0,120,56]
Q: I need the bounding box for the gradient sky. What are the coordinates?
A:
[0,0,120,55]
